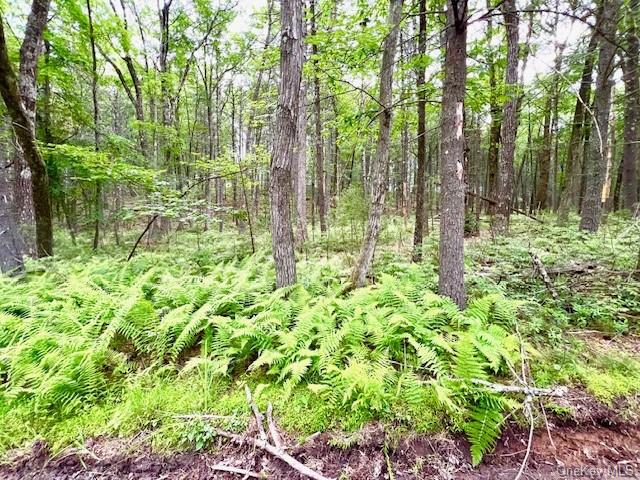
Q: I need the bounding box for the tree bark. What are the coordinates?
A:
[350,0,403,288]
[0,4,53,257]
[535,99,552,210]
[621,0,639,211]
[87,0,102,250]
[269,0,303,288]
[557,32,598,223]
[0,148,26,274]
[412,0,427,262]
[580,0,620,232]
[294,82,308,247]
[310,0,327,234]
[492,0,519,234]
[485,0,500,214]
[438,0,467,308]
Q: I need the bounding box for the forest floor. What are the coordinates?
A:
[1,214,639,479]
[2,394,639,479]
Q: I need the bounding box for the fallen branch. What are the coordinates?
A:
[127,168,250,261]
[214,429,334,480]
[529,251,560,301]
[211,463,263,478]
[173,414,236,421]
[266,403,284,451]
[471,379,568,397]
[465,190,543,223]
[245,385,267,441]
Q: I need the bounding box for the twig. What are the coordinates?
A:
[513,396,535,480]
[173,414,236,421]
[214,429,334,480]
[211,463,263,478]
[266,403,284,451]
[539,399,556,450]
[245,385,267,442]
[471,379,567,397]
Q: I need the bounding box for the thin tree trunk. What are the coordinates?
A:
[485,0,500,213]
[557,32,598,223]
[535,99,552,210]
[350,0,403,288]
[269,0,303,288]
[310,0,326,234]
[438,0,467,308]
[87,0,101,250]
[622,0,640,211]
[412,0,427,262]
[294,82,308,247]
[580,0,620,232]
[492,0,519,234]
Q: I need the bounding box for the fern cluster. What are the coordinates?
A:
[1,252,525,464]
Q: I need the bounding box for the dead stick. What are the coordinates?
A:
[214,429,334,480]
[245,385,267,441]
[266,403,284,451]
[211,463,263,478]
[173,414,236,421]
[465,190,543,223]
[471,379,567,397]
[529,252,560,301]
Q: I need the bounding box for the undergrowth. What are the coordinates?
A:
[0,215,638,466]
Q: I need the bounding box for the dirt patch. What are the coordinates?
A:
[2,419,639,480]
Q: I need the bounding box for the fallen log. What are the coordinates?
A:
[465,190,543,223]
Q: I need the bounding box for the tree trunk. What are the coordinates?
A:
[0,148,26,274]
[269,0,303,288]
[580,0,620,232]
[535,99,552,210]
[438,0,467,308]
[310,0,327,234]
[622,0,640,211]
[87,0,101,250]
[294,82,308,247]
[492,0,519,234]
[557,33,598,223]
[0,5,53,257]
[412,0,427,262]
[350,0,403,288]
[485,0,500,214]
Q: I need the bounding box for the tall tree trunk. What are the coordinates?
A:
[269,0,303,288]
[557,32,598,223]
[438,0,467,308]
[310,0,327,234]
[350,0,403,288]
[535,99,552,210]
[622,0,640,211]
[492,0,519,234]
[0,3,53,257]
[485,0,500,213]
[294,83,308,247]
[87,0,101,250]
[412,0,427,262]
[580,0,620,232]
